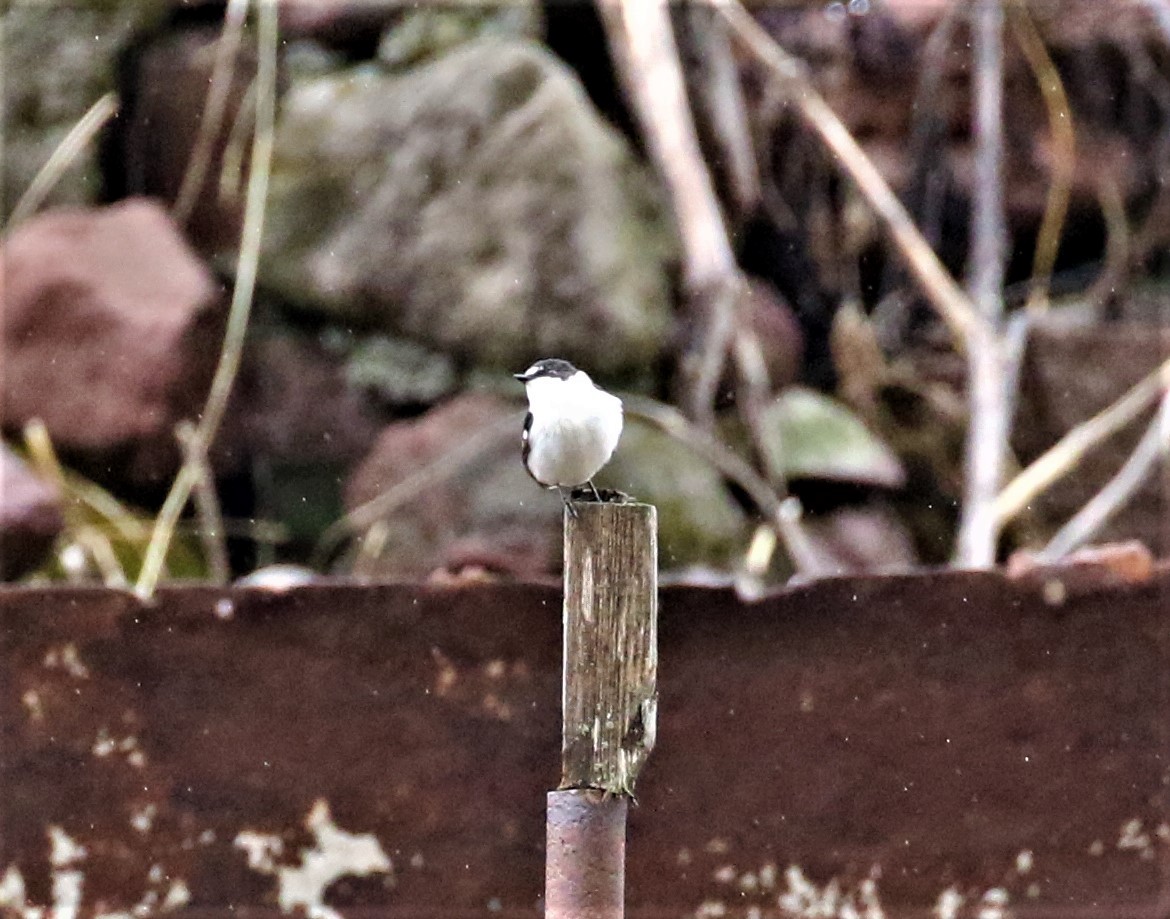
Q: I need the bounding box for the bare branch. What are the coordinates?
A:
[599,0,741,426]
[623,395,822,576]
[674,2,760,225]
[719,0,987,350]
[955,0,1009,568]
[136,0,278,599]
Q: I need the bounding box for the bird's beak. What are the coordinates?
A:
[513,373,528,382]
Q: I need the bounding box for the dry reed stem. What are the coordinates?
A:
[599,0,741,426]
[6,93,119,230]
[995,356,1170,526]
[624,395,820,575]
[1039,391,1170,559]
[1008,0,1075,315]
[173,0,250,224]
[136,0,277,599]
[955,0,1009,569]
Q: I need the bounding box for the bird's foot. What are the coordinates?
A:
[569,485,633,504]
[558,487,579,518]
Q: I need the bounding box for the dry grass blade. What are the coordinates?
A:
[6,92,119,230]
[176,421,230,585]
[995,356,1170,526]
[1039,391,1170,560]
[136,0,277,599]
[1008,0,1075,315]
[173,0,249,224]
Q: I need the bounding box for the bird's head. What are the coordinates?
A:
[513,358,579,385]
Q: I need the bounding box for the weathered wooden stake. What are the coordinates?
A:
[546,500,657,919]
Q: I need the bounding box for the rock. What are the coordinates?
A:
[114,24,257,256]
[343,334,459,410]
[344,392,558,579]
[757,386,906,489]
[232,326,384,468]
[0,199,226,491]
[1,0,169,222]
[797,503,920,577]
[377,2,541,69]
[261,37,675,377]
[0,446,64,580]
[279,0,404,50]
[226,324,388,547]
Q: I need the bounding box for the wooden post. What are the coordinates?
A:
[546,501,657,919]
[561,501,658,793]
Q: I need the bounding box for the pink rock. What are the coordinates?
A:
[345,392,559,579]
[0,445,63,580]
[1,199,225,489]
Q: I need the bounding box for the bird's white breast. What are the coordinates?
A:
[525,373,623,487]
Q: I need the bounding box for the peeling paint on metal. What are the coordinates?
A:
[234,798,392,919]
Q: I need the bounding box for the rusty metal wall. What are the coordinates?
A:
[1,571,1167,917]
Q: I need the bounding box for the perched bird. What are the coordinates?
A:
[514,358,623,511]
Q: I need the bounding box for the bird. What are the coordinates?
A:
[514,358,624,513]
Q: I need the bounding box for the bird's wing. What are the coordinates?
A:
[520,411,539,481]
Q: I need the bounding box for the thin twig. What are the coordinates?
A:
[995,356,1170,525]
[136,0,277,599]
[1007,0,1075,315]
[1038,391,1170,560]
[176,421,230,585]
[1086,173,1131,314]
[599,0,741,426]
[955,0,1009,569]
[173,0,249,224]
[6,93,120,230]
[730,325,789,577]
[674,2,760,224]
[719,0,987,350]
[218,78,258,205]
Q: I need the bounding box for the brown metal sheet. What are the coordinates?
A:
[0,570,1166,917]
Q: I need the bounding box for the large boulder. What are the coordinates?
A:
[261,37,675,377]
[0,199,226,490]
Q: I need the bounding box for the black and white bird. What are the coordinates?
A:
[514,358,623,510]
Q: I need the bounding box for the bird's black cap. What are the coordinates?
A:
[514,358,578,382]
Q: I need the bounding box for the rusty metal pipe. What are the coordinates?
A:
[545,788,627,919]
